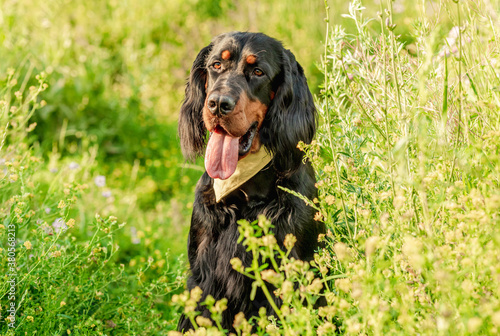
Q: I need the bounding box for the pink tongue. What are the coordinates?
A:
[205,132,240,180]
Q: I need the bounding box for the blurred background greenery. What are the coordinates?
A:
[0,0,429,222]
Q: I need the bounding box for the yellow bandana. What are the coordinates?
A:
[213,147,272,203]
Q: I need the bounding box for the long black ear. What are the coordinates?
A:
[260,49,316,175]
[178,43,213,161]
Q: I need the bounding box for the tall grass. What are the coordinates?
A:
[171,0,500,335]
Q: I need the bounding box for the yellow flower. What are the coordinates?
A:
[66,218,75,228]
[23,241,32,250]
[60,301,66,307]
[230,258,243,272]
[284,234,297,250]
[262,235,277,247]
[167,332,183,336]
[27,316,34,322]
[325,195,336,205]
[195,316,213,328]
[261,270,282,286]
[314,212,323,221]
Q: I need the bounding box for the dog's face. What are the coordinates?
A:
[202,33,283,179]
[179,32,316,179]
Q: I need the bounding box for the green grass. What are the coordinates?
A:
[1,0,500,335]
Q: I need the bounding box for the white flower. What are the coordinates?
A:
[68,162,79,170]
[94,175,106,187]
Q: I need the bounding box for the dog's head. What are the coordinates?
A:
[179,32,315,179]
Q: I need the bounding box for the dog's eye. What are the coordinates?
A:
[212,62,222,70]
[253,68,264,76]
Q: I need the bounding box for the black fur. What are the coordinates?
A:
[178,32,325,333]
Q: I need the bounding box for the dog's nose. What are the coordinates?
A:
[207,93,236,116]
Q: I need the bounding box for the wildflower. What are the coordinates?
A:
[318,322,336,335]
[68,162,79,170]
[233,312,246,328]
[196,316,213,328]
[333,242,351,261]
[167,332,183,336]
[190,286,203,303]
[45,207,51,214]
[325,195,335,205]
[266,324,280,335]
[393,194,406,210]
[50,168,58,173]
[314,212,323,221]
[51,251,62,257]
[60,301,66,307]
[23,241,32,250]
[281,280,294,299]
[230,257,243,272]
[402,236,424,270]
[365,236,379,256]
[52,218,68,233]
[306,278,323,294]
[102,190,112,198]
[492,311,500,327]
[467,317,482,333]
[262,235,277,247]
[213,298,227,314]
[335,278,351,293]
[27,316,34,322]
[284,234,297,250]
[94,175,106,187]
[261,270,283,286]
[66,218,75,228]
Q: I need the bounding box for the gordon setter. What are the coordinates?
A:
[178,31,325,333]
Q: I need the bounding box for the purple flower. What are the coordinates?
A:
[45,208,51,214]
[102,190,112,198]
[52,218,67,233]
[94,175,106,187]
[50,168,58,173]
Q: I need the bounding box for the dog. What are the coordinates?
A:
[177,31,325,333]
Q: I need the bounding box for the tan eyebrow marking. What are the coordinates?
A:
[246,55,257,64]
[221,50,231,60]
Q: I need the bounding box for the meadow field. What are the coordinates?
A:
[1,0,500,335]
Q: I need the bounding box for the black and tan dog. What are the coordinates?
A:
[178,31,325,332]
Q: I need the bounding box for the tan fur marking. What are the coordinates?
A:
[221,50,231,60]
[246,55,257,64]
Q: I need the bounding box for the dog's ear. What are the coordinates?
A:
[260,49,316,174]
[178,43,213,161]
